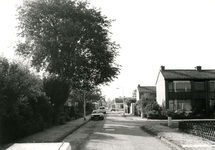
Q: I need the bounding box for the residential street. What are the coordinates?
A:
[63,110,174,150]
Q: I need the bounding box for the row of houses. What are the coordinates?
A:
[135,66,215,118]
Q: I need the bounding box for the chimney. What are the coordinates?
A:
[160,66,165,71]
[195,66,202,71]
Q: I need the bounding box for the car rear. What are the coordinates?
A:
[99,106,106,114]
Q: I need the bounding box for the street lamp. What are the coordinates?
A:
[116,87,125,116]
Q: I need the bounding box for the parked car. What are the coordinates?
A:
[99,106,106,114]
[91,110,104,120]
[111,108,118,111]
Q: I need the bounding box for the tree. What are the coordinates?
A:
[43,75,70,124]
[16,0,120,89]
[69,87,103,108]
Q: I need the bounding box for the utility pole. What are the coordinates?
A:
[83,90,86,121]
[122,87,125,116]
[116,87,125,116]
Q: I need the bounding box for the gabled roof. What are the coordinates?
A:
[161,70,215,80]
[137,86,156,93]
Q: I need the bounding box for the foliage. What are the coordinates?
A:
[68,87,103,113]
[69,87,102,103]
[0,56,48,144]
[0,56,43,121]
[43,75,70,108]
[136,97,162,118]
[36,95,54,128]
[43,75,70,125]
[16,0,120,89]
[124,98,136,107]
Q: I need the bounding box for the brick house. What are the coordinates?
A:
[156,66,215,117]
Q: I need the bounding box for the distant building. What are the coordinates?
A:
[114,97,136,114]
[114,97,124,110]
[156,66,215,118]
[124,97,136,114]
[136,85,156,101]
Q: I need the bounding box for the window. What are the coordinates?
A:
[194,82,205,91]
[209,81,215,92]
[193,99,206,115]
[169,82,173,92]
[169,99,192,112]
[169,81,191,92]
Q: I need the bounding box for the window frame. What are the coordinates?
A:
[168,81,191,92]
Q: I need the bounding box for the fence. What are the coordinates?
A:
[179,120,215,142]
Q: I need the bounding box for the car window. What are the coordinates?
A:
[92,111,98,114]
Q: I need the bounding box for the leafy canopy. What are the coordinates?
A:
[16,0,120,89]
[69,86,103,104]
[43,75,70,108]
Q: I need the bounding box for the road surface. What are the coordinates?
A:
[63,110,174,150]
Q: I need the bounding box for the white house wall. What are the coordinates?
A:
[156,72,166,106]
[136,89,140,101]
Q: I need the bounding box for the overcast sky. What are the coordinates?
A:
[1,0,215,100]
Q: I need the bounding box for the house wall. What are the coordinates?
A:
[130,103,135,115]
[136,89,140,101]
[166,80,210,116]
[156,72,166,106]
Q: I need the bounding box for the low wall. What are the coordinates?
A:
[179,120,215,142]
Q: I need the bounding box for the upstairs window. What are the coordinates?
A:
[169,81,191,92]
[209,81,215,92]
[169,82,173,92]
[194,82,205,92]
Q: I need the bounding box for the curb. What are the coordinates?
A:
[140,126,185,150]
[157,134,185,150]
[55,118,91,142]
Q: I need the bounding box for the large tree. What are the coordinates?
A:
[16,0,120,89]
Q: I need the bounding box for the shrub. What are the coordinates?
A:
[0,56,51,144]
[147,110,167,119]
[136,97,162,118]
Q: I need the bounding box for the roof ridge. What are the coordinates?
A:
[161,69,215,80]
[163,69,215,71]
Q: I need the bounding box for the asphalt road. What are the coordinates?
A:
[63,110,174,150]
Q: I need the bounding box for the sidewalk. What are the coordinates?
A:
[0,115,91,150]
[125,114,215,150]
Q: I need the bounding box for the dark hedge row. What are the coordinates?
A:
[0,57,63,144]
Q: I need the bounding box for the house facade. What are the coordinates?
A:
[114,97,124,110]
[156,66,215,117]
[136,85,156,101]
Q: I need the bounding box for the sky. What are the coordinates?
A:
[1,0,215,100]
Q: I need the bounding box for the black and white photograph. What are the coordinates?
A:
[1,0,215,149]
